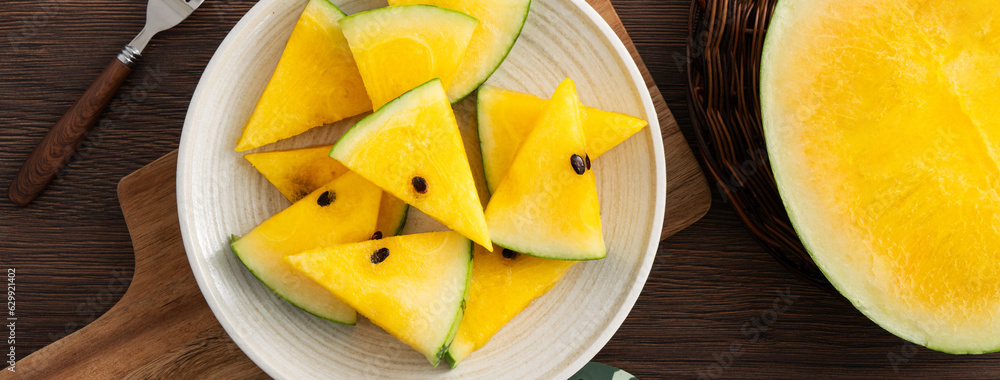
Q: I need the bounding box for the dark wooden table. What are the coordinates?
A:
[4,0,1000,378]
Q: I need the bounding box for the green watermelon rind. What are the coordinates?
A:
[433,238,475,367]
[453,0,531,102]
[315,0,346,18]
[229,235,358,325]
[476,85,504,195]
[493,241,605,262]
[387,205,410,237]
[339,3,480,30]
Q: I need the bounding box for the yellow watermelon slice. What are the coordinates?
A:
[762,0,1000,354]
[477,84,648,193]
[330,79,492,250]
[244,145,409,236]
[446,245,574,365]
[484,78,605,260]
[339,4,479,108]
[286,231,473,366]
[387,0,530,101]
[230,172,382,324]
[235,0,371,151]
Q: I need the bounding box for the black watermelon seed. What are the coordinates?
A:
[571,154,586,175]
[370,248,390,264]
[585,154,591,170]
[371,231,383,240]
[316,191,335,206]
[412,176,428,193]
[502,249,518,259]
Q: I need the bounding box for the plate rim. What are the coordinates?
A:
[176,0,667,377]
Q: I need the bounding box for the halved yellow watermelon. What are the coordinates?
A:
[477,84,648,192]
[387,0,530,101]
[339,4,479,108]
[762,0,1000,353]
[330,79,492,250]
[244,145,409,236]
[285,231,473,366]
[446,245,575,365]
[230,172,381,324]
[235,0,371,151]
[484,78,605,260]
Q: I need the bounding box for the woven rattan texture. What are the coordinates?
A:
[686,0,835,291]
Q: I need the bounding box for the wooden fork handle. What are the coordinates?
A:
[9,57,132,206]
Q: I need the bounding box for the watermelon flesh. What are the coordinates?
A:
[330,79,492,250]
[286,231,473,366]
[387,0,531,102]
[477,84,647,193]
[235,0,370,151]
[230,172,382,324]
[484,78,606,260]
[339,4,479,108]
[244,145,409,236]
[762,0,1000,354]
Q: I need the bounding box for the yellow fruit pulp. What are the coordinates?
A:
[245,145,350,202]
[244,145,410,235]
[339,4,478,108]
[230,172,381,324]
[236,0,371,151]
[331,79,492,250]
[286,231,472,366]
[447,245,575,364]
[484,79,605,260]
[762,0,1000,353]
[478,84,648,192]
[387,0,530,101]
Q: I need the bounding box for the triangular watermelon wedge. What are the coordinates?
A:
[339,4,479,108]
[236,0,371,151]
[446,245,575,365]
[230,171,382,324]
[484,79,606,260]
[477,84,648,193]
[286,231,473,366]
[330,79,492,250]
[244,146,409,236]
[387,0,531,102]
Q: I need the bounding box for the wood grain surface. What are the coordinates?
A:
[3,0,1000,378]
[60,0,709,375]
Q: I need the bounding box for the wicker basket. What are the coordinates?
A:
[686,0,834,291]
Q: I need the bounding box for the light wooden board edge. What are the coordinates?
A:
[586,0,712,240]
[2,151,267,379]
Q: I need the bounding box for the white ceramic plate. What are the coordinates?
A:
[177,0,665,378]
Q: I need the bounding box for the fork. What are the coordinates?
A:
[8,0,205,206]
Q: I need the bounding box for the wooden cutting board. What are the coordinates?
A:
[3,1,709,377]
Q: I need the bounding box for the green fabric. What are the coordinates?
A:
[569,362,637,380]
